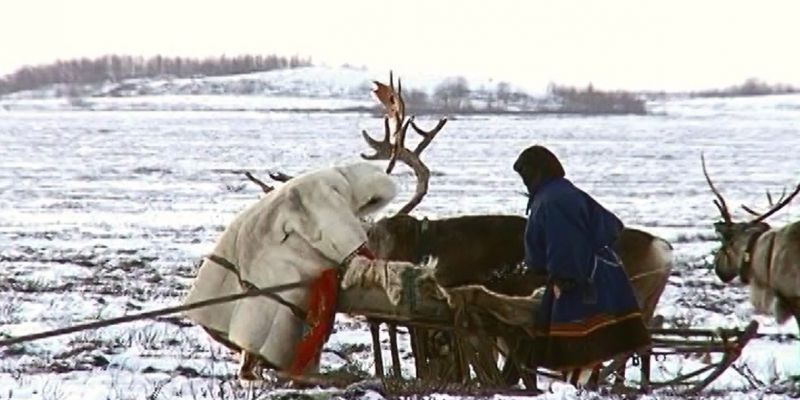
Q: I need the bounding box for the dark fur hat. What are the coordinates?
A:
[513,145,565,185]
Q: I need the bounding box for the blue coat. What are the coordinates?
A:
[523,178,641,333]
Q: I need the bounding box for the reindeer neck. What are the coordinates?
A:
[738,226,770,284]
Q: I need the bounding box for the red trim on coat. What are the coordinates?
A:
[287,244,374,375]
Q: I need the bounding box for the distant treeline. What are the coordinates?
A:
[547,83,647,115]
[402,77,527,114]
[0,54,312,95]
[399,79,646,115]
[0,55,649,115]
[692,78,799,98]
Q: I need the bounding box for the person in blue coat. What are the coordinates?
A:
[513,145,650,385]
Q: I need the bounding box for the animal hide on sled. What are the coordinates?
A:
[341,257,542,328]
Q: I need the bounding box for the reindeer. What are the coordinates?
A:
[701,154,800,330]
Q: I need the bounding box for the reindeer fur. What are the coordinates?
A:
[715,221,800,327]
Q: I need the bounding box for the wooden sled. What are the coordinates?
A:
[337,263,760,396]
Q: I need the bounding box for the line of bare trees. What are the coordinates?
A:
[547,83,647,115]
[0,57,651,115]
[0,54,312,95]
[691,78,799,98]
[402,77,533,114]
[407,78,646,115]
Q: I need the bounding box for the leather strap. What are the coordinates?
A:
[739,231,764,285]
[415,217,434,264]
[762,234,776,285]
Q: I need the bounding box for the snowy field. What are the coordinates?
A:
[0,94,799,399]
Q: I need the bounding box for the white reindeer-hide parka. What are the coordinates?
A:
[183,162,397,369]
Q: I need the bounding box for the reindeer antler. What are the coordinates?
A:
[243,171,274,193]
[742,187,786,217]
[741,183,800,224]
[368,72,413,174]
[362,72,447,215]
[701,153,733,225]
[252,72,447,215]
[242,170,294,194]
[268,171,293,182]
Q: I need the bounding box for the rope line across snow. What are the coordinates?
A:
[0,279,310,348]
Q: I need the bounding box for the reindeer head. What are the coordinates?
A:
[701,153,799,282]
[367,214,426,261]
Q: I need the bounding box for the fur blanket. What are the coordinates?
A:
[340,258,542,327]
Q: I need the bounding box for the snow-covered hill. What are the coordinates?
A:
[0,65,537,102]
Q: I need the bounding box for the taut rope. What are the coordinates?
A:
[627,267,671,283]
[0,279,310,348]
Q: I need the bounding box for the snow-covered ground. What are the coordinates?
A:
[1,93,799,399]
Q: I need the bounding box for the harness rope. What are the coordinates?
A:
[0,278,310,348]
[739,230,764,285]
[205,254,308,320]
[738,228,774,286]
[0,242,371,353]
[415,217,433,264]
[762,235,776,286]
[627,267,671,283]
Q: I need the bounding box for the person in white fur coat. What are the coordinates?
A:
[183,162,408,379]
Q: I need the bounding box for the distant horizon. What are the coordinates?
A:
[2,52,799,96]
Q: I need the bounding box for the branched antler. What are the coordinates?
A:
[362,71,447,215]
[742,183,800,224]
[410,119,448,156]
[701,153,733,225]
[242,170,294,194]
[702,153,799,226]
[741,188,788,217]
[243,71,448,216]
[243,171,274,194]
[268,171,293,182]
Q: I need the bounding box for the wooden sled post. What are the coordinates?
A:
[388,323,402,377]
[409,327,428,379]
[369,320,385,378]
[640,349,652,392]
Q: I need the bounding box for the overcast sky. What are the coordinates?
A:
[2,0,799,91]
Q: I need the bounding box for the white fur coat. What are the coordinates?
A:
[183,162,397,369]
